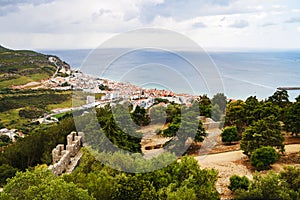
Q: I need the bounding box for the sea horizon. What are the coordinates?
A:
[41,48,300,101]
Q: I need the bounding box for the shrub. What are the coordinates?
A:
[250,146,278,170]
[228,175,250,192]
[221,126,239,144]
[236,171,298,200]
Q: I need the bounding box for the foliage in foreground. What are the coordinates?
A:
[228,175,250,192]
[0,117,75,170]
[63,151,220,200]
[0,166,94,200]
[235,170,299,200]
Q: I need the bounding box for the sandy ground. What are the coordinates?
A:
[194,144,300,199]
[139,123,300,199]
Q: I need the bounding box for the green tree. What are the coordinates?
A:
[240,116,284,156]
[0,116,76,170]
[225,100,247,134]
[283,102,300,136]
[131,105,150,126]
[252,102,281,122]
[198,94,211,117]
[211,93,227,113]
[280,166,300,192]
[94,104,142,153]
[250,146,278,170]
[244,96,260,125]
[0,164,18,187]
[211,104,222,122]
[0,135,11,143]
[0,167,95,200]
[65,151,220,200]
[268,90,290,108]
[150,106,166,124]
[296,95,300,102]
[221,126,239,144]
[236,171,298,200]
[228,175,250,192]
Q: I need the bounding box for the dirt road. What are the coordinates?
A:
[196,144,300,165]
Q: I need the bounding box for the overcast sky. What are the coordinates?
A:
[0,0,300,50]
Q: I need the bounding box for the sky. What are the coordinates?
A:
[0,0,300,50]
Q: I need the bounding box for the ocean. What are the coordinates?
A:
[41,49,300,101]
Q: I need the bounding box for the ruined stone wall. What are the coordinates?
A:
[200,117,220,130]
[49,131,82,176]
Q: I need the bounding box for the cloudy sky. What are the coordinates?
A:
[0,0,300,50]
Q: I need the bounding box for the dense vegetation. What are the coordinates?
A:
[0,166,94,200]
[225,92,300,158]
[0,89,72,130]
[228,175,250,192]
[0,154,220,199]
[0,117,75,171]
[234,168,300,200]
[0,90,70,112]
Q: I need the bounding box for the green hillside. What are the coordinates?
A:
[0,45,58,88]
[0,45,74,130]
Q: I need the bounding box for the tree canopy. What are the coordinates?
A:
[0,166,94,200]
[240,116,284,156]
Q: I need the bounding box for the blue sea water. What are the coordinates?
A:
[42,49,300,101]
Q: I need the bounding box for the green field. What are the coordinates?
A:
[0,89,74,129]
[0,73,49,88]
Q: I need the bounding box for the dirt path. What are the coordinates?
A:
[194,144,300,199]
[196,144,300,164]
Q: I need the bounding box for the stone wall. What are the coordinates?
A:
[49,131,82,176]
[200,117,220,130]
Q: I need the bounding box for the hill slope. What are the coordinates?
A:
[0,45,69,88]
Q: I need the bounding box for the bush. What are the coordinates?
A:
[19,107,44,119]
[228,175,250,192]
[0,164,18,187]
[236,171,298,200]
[221,126,239,144]
[250,146,278,170]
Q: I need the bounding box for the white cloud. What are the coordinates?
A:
[261,22,277,27]
[229,20,249,28]
[192,22,207,28]
[272,5,287,9]
[291,9,300,13]
[285,17,300,23]
[0,0,299,50]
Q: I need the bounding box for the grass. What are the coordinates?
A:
[52,111,72,119]
[29,73,49,81]
[0,108,31,129]
[47,99,73,110]
[0,73,50,88]
[0,90,75,129]
[0,76,31,88]
[47,91,86,110]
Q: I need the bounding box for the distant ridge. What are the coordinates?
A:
[0,45,10,52]
[0,45,70,88]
